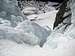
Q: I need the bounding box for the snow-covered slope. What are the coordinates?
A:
[0,39,75,56]
[1,0,75,56]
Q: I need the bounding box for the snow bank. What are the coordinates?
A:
[0,39,75,56]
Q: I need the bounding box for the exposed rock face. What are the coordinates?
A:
[43,0,75,49]
[53,0,71,29]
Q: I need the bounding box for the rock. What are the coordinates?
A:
[53,0,71,29]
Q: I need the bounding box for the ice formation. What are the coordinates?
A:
[0,0,75,56]
[15,20,51,46]
[0,25,40,46]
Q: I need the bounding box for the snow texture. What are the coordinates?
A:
[0,0,75,56]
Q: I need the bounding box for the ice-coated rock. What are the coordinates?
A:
[16,20,51,47]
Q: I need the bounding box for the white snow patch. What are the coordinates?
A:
[27,10,58,30]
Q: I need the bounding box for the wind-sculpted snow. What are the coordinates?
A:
[0,25,40,46]
[16,20,51,47]
[43,0,75,52]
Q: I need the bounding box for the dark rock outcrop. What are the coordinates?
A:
[53,0,71,29]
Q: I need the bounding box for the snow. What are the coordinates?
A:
[27,10,58,30]
[1,0,75,56]
[22,7,37,15]
[0,39,75,56]
[22,7,37,11]
[15,20,50,46]
[0,25,40,46]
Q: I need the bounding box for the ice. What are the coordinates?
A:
[1,0,75,56]
[0,0,27,27]
[16,20,50,46]
[0,25,40,46]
